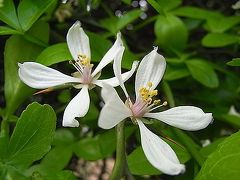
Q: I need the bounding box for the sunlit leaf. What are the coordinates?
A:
[196,131,240,180]
[7,102,56,169]
[186,59,219,88]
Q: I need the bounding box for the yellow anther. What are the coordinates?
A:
[149,90,158,96]
[147,82,153,88]
[153,99,161,105]
[163,101,168,106]
[77,54,91,66]
[147,98,152,104]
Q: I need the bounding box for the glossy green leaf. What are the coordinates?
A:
[202,33,239,47]
[0,0,20,30]
[36,43,72,66]
[186,59,219,88]
[0,26,21,35]
[154,14,188,53]
[7,102,56,169]
[4,35,43,116]
[227,58,240,66]
[17,0,54,31]
[29,146,72,175]
[196,131,240,180]
[24,20,50,47]
[200,138,225,158]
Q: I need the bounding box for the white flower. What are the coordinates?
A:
[18,21,138,127]
[98,48,213,175]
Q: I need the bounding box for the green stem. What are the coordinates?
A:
[0,117,9,138]
[109,121,126,180]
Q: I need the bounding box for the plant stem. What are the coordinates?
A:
[109,121,126,180]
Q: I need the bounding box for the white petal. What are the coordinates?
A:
[67,21,91,60]
[144,106,213,131]
[63,85,90,127]
[113,46,129,97]
[91,32,123,77]
[98,83,131,129]
[137,120,185,175]
[135,47,166,97]
[94,61,138,87]
[18,62,80,89]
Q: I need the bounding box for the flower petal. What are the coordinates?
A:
[67,21,91,60]
[63,85,90,127]
[91,32,123,77]
[18,62,80,89]
[135,47,166,97]
[144,106,213,131]
[98,83,131,129]
[94,61,138,87]
[113,46,129,97]
[137,120,185,175]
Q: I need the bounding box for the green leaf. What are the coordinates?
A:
[200,138,225,158]
[4,35,43,116]
[0,26,22,35]
[0,0,20,30]
[127,146,161,175]
[186,59,219,88]
[196,131,240,180]
[24,20,50,47]
[172,6,221,20]
[156,0,182,11]
[29,146,72,175]
[227,58,240,66]
[154,14,188,53]
[6,102,56,169]
[206,16,240,33]
[74,127,134,160]
[44,170,76,180]
[100,9,141,34]
[52,129,75,146]
[202,33,239,47]
[36,43,72,66]
[17,0,54,31]
[74,129,116,161]
[164,66,190,81]
[87,31,112,62]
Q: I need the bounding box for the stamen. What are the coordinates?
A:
[149,101,168,112]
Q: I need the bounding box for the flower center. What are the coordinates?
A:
[69,54,93,84]
[129,82,167,119]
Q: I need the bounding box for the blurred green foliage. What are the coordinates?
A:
[0,0,239,179]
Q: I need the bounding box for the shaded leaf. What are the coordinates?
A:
[186,59,219,88]
[202,33,239,47]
